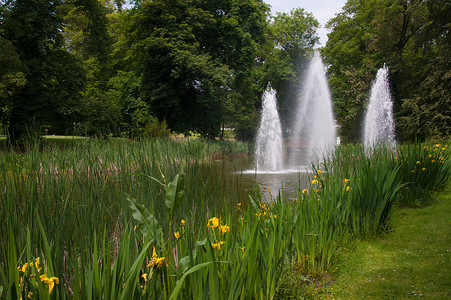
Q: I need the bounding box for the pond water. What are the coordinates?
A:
[209,156,313,202]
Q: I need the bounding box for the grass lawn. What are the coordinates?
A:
[329,184,451,299]
[42,135,86,139]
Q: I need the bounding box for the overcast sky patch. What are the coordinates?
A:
[265,0,347,46]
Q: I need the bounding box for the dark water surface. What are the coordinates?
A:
[208,156,313,202]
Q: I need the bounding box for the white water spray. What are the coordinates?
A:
[289,51,337,166]
[364,65,396,150]
[255,88,284,172]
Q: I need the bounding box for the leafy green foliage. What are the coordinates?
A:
[322,0,381,142]
[397,1,451,140]
[1,0,447,143]
[323,0,450,142]
[125,0,270,139]
[0,0,320,141]
[264,8,319,130]
[0,38,26,126]
[0,0,87,142]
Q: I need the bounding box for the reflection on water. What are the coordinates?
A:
[210,156,313,201]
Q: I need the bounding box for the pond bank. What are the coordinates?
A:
[292,183,451,299]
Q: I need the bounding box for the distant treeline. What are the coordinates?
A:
[0,0,449,143]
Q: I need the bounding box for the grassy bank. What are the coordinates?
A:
[330,183,450,299]
[280,182,450,300]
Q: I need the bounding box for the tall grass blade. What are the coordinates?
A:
[169,261,215,300]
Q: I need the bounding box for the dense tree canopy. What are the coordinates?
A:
[0,0,448,143]
[323,0,450,142]
[1,0,86,142]
[0,0,323,142]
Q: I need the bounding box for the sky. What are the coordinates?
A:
[264,0,347,47]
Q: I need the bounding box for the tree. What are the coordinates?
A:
[1,0,86,143]
[0,38,26,127]
[263,8,319,132]
[0,0,125,142]
[398,0,451,140]
[322,0,447,142]
[124,0,227,138]
[121,0,271,139]
[61,0,122,137]
[62,0,113,85]
[199,0,270,140]
[322,0,380,142]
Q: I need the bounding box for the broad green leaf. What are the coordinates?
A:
[194,238,208,248]
[178,256,191,274]
[127,195,164,248]
[165,173,185,219]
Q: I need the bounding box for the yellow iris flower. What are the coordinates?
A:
[211,241,225,250]
[218,224,230,235]
[207,217,220,228]
[147,246,165,268]
[40,274,59,294]
[21,263,28,273]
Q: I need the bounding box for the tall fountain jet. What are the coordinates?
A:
[364,65,396,151]
[255,87,284,172]
[289,51,337,166]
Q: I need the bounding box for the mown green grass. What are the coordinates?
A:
[327,183,451,299]
[42,135,87,139]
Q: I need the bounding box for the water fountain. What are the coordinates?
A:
[363,65,396,151]
[247,52,337,198]
[254,87,284,172]
[288,51,337,166]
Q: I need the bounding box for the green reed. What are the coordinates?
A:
[391,142,450,205]
[0,138,247,295]
[325,146,402,237]
[1,139,449,299]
